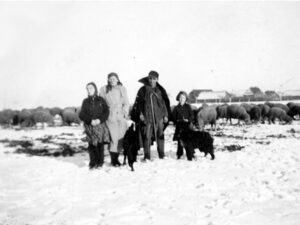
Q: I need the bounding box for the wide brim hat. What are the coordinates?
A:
[138,71,159,84]
[148,70,159,78]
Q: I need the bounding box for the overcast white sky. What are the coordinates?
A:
[0,1,300,109]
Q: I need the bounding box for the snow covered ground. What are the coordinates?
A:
[0,121,300,225]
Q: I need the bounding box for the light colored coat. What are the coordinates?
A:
[100,85,130,153]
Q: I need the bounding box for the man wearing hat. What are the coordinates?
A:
[131,71,171,160]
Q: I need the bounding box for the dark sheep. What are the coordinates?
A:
[240,103,253,114]
[287,102,300,109]
[249,105,261,123]
[287,102,300,119]
[32,108,54,125]
[258,104,270,123]
[216,104,228,121]
[178,128,215,160]
[49,107,63,117]
[62,108,81,125]
[19,109,35,127]
[12,110,20,125]
[272,103,290,113]
[123,123,140,171]
[265,102,274,108]
[197,106,217,130]
[268,107,293,124]
[227,104,250,125]
[0,109,15,125]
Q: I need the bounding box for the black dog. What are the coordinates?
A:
[123,123,140,171]
[178,128,215,160]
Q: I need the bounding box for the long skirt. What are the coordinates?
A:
[84,123,111,146]
[106,120,128,153]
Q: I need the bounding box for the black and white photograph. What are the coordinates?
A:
[0,1,300,225]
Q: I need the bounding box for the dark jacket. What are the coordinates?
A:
[172,103,194,124]
[79,96,109,125]
[172,103,194,141]
[131,77,171,124]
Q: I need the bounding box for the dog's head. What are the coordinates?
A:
[124,122,139,150]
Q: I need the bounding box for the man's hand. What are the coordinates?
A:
[91,119,101,126]
[140,114,145,121]
[163,116,168,123]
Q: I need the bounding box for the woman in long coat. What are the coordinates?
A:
[100,73,130,166]
[79,82,110,169]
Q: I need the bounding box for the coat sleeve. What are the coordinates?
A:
[161,99,168,118]
[99,97,109,123]
[158,84,171,119]
[136,87,145,117]
[121,86,130,118]
[79,99,91,125]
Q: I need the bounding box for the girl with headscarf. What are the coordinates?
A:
[99,73,130,166]
[79,82,110,169]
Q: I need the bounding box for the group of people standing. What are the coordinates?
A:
[79,71,195,169]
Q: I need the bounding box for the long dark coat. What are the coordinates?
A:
[130,77,171,148]
[130,77,171,124]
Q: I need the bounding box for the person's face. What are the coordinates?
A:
[87,84,96,96]
[108,76,118,86]
[148,76,158,88]
[179,94,186,105]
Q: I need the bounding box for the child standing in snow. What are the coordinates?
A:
[172,91,194,160]
[79,82,110,169]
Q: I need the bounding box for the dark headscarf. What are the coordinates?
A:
[86,82,98,97]
[106,72,123,93]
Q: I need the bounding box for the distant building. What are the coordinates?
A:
[281,90,300,100]
[243,88,254,98]
[196,91,231,103]
[188,87,299,103]
[230,89,253,97]
[188,89,212,103]
[249,87,264,98]
[229,88,265,102]
[265,90,280,100]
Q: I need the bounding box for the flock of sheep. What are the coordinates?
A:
[0,101,300,128]
[193,101,300,129]
[0,107,81,127]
